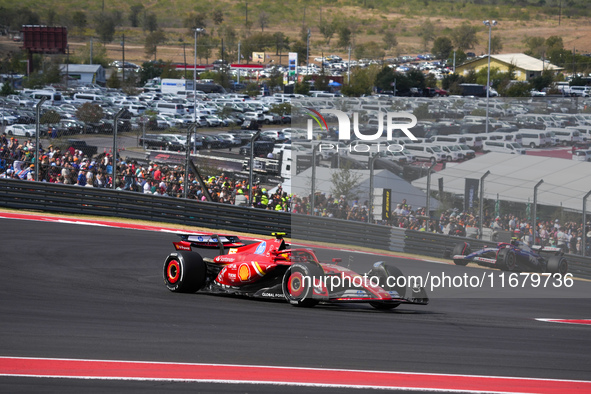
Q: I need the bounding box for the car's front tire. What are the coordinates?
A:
[452,242,471,266]
[163,251,206,293]
[497,248,517,271]
[547,255,568,275]
[282,262,322,307]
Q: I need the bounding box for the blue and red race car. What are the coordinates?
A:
[451,239,568,275]
[163,233,429,309]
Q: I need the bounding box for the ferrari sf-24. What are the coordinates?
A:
[163,233,429,309]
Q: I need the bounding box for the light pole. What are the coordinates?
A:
[483,20,497,134]
[193,28,204,128]
[479,170,490,239]
[34,98,47,182]
[112,108,126,189]
[306,28,311,76]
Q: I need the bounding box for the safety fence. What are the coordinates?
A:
[1,178,590,279]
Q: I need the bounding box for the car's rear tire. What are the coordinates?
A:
[368,263,405,310]
[547,255,568,275]
[497,248,517,271]
[282,262,322,307]
[163,251,206,293]
[452,242,471,266]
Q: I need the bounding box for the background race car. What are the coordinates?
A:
[451,240,568,275]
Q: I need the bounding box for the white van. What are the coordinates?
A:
[73,93,105,104]
[437,144,465,161]
[545,128,581,146]
[437,142,476,159]
[121,103,148,116]
[430,135,467,145]
[482,140,526,154]
[403,143,447,163]
[450,134,484,151]
[518,129,548,148]
[488,132,522,145]
[29,90,64,106]
[156,102,188,116]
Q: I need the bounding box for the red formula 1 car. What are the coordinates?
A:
[163,233,429,309]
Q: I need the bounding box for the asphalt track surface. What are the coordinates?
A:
[1,216,591,393]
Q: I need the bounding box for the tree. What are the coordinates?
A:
[129,4,144,28]
[447,50,467,66]
[290,40,308,66]
[330,165,362,202]
[212,9,224,25]
[258,11,269,32]
[139,61,163,84]
[502,82,531,97]
[184,12,207,34]
[273,32,290,56]
[294,81,310,95]
[356,41,384,61]
[95,13,116,44]
[337,26,352,49]
[490,35,503,54]
[73,41,109,67]
[529,69,555,92]
[144,13,158,33]
[41,109,61,125]
[267,68,284,92]
[313,70,330,92]
[341,67,372,97]
[451,23,478,51]
[145,29,166,60]
[72,11,87,31]
[76,103,104,124]
[383,30,397,51]
[523,36,546,58]
[431,37,454,62]
[418,19,435,51]
[0,82,16,96]
[244,82,260,97]
[319,20,337,45]
[196,34,214,63]
[106,70,121,89]
[269,103,291,116]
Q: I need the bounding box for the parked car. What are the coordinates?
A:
[201,134,231,149]
[572,149,591,162]
[5,124,38,137]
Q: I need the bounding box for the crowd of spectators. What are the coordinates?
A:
[1,132,589,255]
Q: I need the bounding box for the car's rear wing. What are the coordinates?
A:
[531,245,563,253]
[174,234,245,253]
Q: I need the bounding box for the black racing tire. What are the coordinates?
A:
[547,255,568,275]
[452,242,471,266]
[367,263,405,310]
[497,248,517,271]
[163,251,206,293]
[282,262,322,307]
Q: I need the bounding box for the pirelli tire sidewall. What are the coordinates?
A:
[163,251,206,293]
[282,262,321,307]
